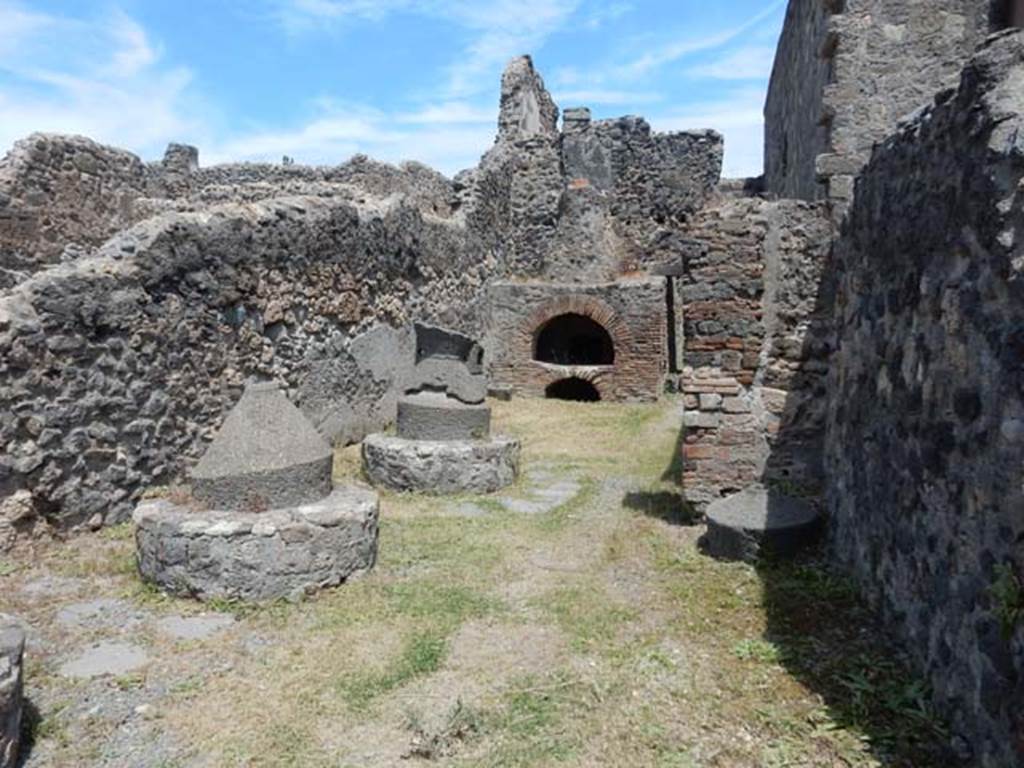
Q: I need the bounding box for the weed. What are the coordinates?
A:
[404,699,482,759]
[991,563,1024,639]
[733,638,782,664]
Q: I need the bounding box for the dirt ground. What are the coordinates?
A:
[1,398,958,767]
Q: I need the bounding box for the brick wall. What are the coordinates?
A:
[485,279,667,402]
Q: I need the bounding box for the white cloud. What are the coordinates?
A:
[584,1,633,29]
[649,87,766,178]
[554,89,661,107]
[616,0,784,79]
[275,0,580,98]
[685,45,776,81]
[0,2,200,158]
[396,101,494,125]
[203,102,495,175]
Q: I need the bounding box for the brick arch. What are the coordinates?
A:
[520,294,634,360]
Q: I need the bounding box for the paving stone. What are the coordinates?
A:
[154,614,235,641]
[59,642,149,679]
[57,599,145,629]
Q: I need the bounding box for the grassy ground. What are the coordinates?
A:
[2,397,956,767]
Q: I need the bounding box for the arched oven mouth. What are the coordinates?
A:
[533,312,615,366]
[545,377,601,402]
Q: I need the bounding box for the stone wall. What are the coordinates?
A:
[485,279,668,402]
[765,0,993,206]
[764,0,833,201]
[0,134,459,292]
[826,32,1024,766]
[678,196,833,506]
[0,134,149,286]
[0,193,490,537]
[461,56,722,284]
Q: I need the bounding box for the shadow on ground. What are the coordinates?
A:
[657,241,968,766]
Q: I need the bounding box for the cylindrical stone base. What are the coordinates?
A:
[397,394,491,441]
[133,486,379,602]
[704,485,821,563]
[362,434,519,494]
[0,617,24,768]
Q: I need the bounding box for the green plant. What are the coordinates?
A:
[338,630,448,710]
[991,564,1024,639]
[733,638,781,664]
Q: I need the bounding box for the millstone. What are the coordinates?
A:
[0,615,25,768]
[362,433,519,494]
[704,485,821,562]
[134,486,379,602]
[397,393,491,440]
[190,381,333,510]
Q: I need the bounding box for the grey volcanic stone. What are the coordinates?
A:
[58,642,149,679]
[190,381,333,510]
[155,614,234,641]
[362,434,519,494]
[408,323,487,404]
[0,616,24,768]
[397,393,491,440]
[704,485,821,563]
[133,486,379,602]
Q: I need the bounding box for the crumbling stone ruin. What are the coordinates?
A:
[134,381,379,601]
[2,2,1024,763]
[363,324,520,493]
[0,616,24,768]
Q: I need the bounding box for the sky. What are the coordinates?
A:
[0,0,787,178]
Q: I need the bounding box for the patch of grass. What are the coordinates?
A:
[386,581,496,624]
[114,672,146,690]
[760,559,953,762]
[537,584,637,652]
[99,522,134,541]
[338,630,448,711]
[404,699,483,759]
[530,475,598,535]
[481,673,587,766]
[991,563,1024,639]
[0,559,18,577]
[733,638,782,664]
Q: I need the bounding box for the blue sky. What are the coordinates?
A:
[0,0,786,177]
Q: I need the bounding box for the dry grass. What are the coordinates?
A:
[4,397,955,768]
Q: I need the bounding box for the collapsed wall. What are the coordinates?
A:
[0,134,150,286]
[0,193,489,535]
[460,56,723,283]
[0,133,456,291]
[826,32,1024,766]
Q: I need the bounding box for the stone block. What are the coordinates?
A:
[722,396,750,414]
[685,411,721,430]
[0,616,24,768]
[699,393,723,411]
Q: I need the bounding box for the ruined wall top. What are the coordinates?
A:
[497,55,560,141]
